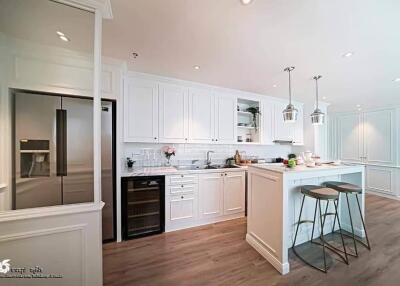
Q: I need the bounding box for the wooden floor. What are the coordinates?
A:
[103,194,400,286]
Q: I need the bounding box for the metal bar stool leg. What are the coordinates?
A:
[292,194,306,248]
[355,194,372,250]
[345,193,359,256]
[318,199,328,273]
[333,198,349,264]
[310,199,318,243]
[331,193,340,232]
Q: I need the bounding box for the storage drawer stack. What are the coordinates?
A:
[165,174,199,231]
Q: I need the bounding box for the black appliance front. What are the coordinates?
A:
[122,176,165,240]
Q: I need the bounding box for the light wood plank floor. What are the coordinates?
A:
[103,194,400,286]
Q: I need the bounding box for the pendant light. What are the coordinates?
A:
[311,75,325,125]
[282,66,298,123]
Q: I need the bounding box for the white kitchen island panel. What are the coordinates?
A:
[246,164,365,275]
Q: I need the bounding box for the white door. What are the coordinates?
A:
[199,173,224,219]
[123,78,158,142]
[223,172,245,215]
[273,102,294,142]
[159,83,189,143]
[261,99,275,145]
[293,105,304,145]
[215,93,237,144]
[363,109,396,165]
[338,113,363,162]
[169,193,197,223]
[188,88,215,143]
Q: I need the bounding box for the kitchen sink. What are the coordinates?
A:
[175,164,239,170]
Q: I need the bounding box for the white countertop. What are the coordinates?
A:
[248,163,365,174]
[122,165,246,177]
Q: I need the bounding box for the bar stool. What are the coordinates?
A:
[292,185,349,273]
[324,181,371,257]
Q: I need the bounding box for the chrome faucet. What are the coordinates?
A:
[206,151,215,166]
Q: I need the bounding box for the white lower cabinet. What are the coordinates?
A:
[223,172,246,215]
[199,173,224,219]
[165,171,246,232]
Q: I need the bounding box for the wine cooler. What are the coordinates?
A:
[122,176,165,239]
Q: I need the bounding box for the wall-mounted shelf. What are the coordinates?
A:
[237,98,260,144]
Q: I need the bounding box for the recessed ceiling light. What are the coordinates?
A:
[322,96,327,100]
[356,104,361,108]
[272,84,277,88]
[240,0,253,5]
[342,52,354,58]
[393,78,400,82]
[56,31,65,36]
[59,35,70,42]
[358,108,362,111]
[193,65,200,70]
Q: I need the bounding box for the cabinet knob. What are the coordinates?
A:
[181,185,184,188]
[215,139,218,142]
[220,174,223,177]
[212,139,214,141]
[225,173,227,176]
[181,175,184,178]
[181,196,184,199]
[154,137,157,140]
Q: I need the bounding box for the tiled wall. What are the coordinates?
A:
[123,143,292,167]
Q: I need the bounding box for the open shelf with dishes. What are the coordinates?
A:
[237,98,261,143]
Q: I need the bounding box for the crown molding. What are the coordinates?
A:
[53,0,113,19]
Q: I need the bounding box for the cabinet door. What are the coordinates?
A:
[363,109,396,165]
[188,88,215,143]
[159,83,189,143]
[199,173,224,219]
[215,93,237,144]
[293,106,304,145]
[261,100,274,144]
[123,78,158,142]
[169,193,197,223]
[273,102,294,141]
[338,113,363,162]
[223,172,245,215]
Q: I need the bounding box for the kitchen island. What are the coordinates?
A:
[246,163,366,274]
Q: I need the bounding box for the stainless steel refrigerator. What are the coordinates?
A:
[12,91,116,242]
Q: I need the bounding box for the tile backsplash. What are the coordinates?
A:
[123,143,292,168]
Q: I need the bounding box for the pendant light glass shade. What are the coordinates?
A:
[283,67,298,123]
[311,75,325,125]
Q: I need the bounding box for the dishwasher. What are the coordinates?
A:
[121,176,165,240]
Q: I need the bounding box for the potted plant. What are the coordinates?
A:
[246,107,261,131]
[162,146,176,166]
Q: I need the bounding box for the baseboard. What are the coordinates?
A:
[366,190,400,201]
[165,212,245,232]
[246,233,289,275]
[341,222,365,238]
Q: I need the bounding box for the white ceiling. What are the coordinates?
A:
[102,0,400,112]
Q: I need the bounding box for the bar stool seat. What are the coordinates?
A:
[324,181,362,194]
[292,185,348,273]
[302,185,339,200]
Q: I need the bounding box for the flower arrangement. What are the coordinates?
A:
[162,146,176,166]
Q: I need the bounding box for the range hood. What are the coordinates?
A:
[273,140,294,144]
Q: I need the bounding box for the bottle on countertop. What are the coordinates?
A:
[234,150,241,165]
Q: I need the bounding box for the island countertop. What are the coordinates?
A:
[248,163,365,174]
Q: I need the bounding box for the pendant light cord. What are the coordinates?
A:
[288,70,292,104]
[313,75,322,109]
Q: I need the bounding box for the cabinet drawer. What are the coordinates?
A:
[169,184,196,194]
[168,174,197,185]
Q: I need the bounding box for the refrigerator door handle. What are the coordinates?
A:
[56,109,67,176]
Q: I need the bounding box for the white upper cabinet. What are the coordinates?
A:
[338,113,363,162]
[188,88,215,143]
[363,109,396,165]
[261,99,275,145]
[159,83,189,143]
[293,106,304,145]
[273,101,294,142]
[215,93,237,144]
[123,78,159,143]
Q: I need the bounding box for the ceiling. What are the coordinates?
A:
[102,0,400,112]
[1,0,399,112]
